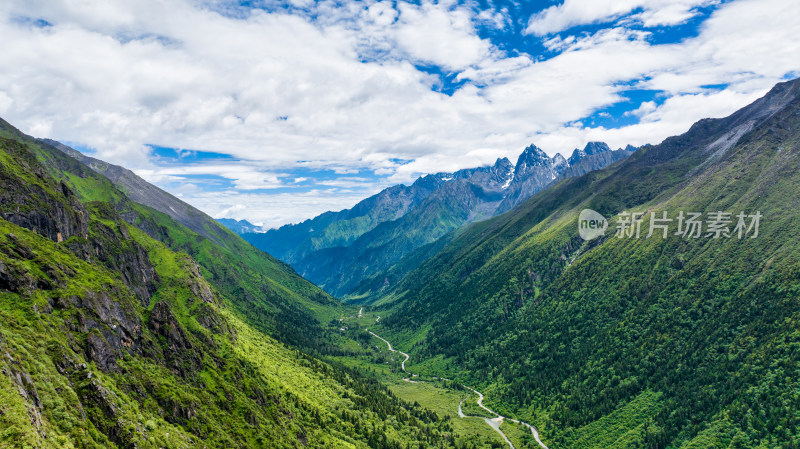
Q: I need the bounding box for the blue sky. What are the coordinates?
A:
[1,0,799,227]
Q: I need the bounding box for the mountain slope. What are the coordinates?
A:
[244,143,631,298]
[375,77,800,448]
[0,121,461,448]
[245,175,445,264]
[27,132,339,352]
[41,139,239,250]
[294,159,515,297]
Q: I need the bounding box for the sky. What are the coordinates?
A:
[1,0,799,228]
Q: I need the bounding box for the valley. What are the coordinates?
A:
[2,52,800,449]
[368,326,549,449]
[265,76,800,448]
[350,78,800,448]
[332,307,549,449]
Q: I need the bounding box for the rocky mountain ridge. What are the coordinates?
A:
[239,141,633,297]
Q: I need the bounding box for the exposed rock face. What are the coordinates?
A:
[77,376,147,447]
[150,302,190,350]
[0,137,158,307]
[561,147,633,178]
[567,141,611,165]
[496,144,562,214]
[0,358,46,439]
[184,259,216,306]
[242,141,633,297]
[41,138,236,248]
[552,152,567,169]
[0,138,89,243]
[496,142,634,214]
[86,330,122,372]
[0,257,36,293]
[63,216,160,306]
[449,157,515,190]
[58,289,143,372]
[149,301,201,377]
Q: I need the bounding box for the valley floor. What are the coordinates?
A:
[333,308,551,449]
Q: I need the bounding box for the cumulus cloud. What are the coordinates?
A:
[0,0,798,225]
[394,2,497,71]
[201,189,387,229]
[525,0,719,36]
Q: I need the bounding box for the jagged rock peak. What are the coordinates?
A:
[494,157,513,170]
[583,141,611,155]
[568,141,612,165]
[412,173,446,190]
[420,157,515,187]
[515,144,550,172]
[567,148,584,166]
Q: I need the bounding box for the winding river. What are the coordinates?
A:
[368,330,549,449]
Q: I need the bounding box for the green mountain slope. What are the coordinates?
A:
[40,138,239,250]
[21,128,339,352]
[376,77,800,448]
[0,121,461,448]
[244,177,444,266]
[244,145,630,300]
[298,175,510,298]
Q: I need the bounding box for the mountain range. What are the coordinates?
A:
[373,76,800,448]
[237,142,633,298]
[3,75,800,448]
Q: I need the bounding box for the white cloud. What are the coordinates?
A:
[202,189,386,229]
[392,1,493,71]
[138,163,288,190]
[537,87,768,153]
[0,0,798,225]
[525,0,719,36]
[0,91,12,114]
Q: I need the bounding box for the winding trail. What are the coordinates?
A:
[368,329,549,449]
[368,330,409,372]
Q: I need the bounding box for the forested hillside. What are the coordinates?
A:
[0,119,462,448]
[375,77,800,448]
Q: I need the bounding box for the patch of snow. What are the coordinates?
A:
[501,173,514,189]
[441,176,453,182]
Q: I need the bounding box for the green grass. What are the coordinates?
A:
[500,420,540,449]
[389,380,508,448]
[460,393,496,419]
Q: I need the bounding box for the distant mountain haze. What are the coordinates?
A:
[236,141,634,297]
[215,218,262,234]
